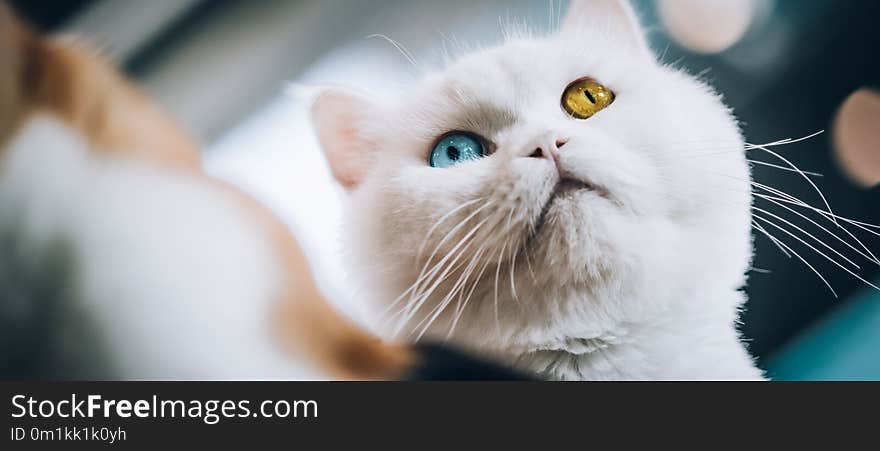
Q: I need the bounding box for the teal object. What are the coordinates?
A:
[764,286,880,380]
[430,133,485,168]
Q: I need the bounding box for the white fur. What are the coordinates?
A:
[0,116,310,379]
[320,0,763,379]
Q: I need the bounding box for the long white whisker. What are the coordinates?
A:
[524,248,539,286]
[708,172,880,266]
[509,241,520,305]
[413,243,485,341]
[651,130,824,162]
[381,200,490,322]
[746,138,837,227]
[754,213,880,293]
[744,130,825,149]
[756,195,880,267]
[410,200,493,305]
[755,192,880,265]
[751,182,880,263]
[448,245,495,339]
[365,34,419,68]
[752,220,792,258]
[752,206,860,269]
[493,242,506,333]
[415,198,484,264]
[747,159,823,177]
[417,234,494,339]
[395,215,492,335]
[751,218,836,296]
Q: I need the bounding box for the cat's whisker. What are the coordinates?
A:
[702,170,878,293]
[755,194,880,267]
[756,193,880,267]
[752,206,860,269]
[835,218,880,230]
[409,200,493,309]
[509,238,521,305]
[744,130,825,149]
[447,244,496,339]
[386,211,482,331]
[751,216,837,296]
[751,220,792,258]
[440,208,517,339]
[523,246,539,286]
[400,246,477,333]
[749,267,773,274]
[415,197,485,265]
[844,219,880,230]
[493,241,507,334]
[413,266,478,341]
[415,208,516,340]
[504,205,516,233]
[763,193,880,239]
[754,212,880,293]
[444,250,486,340]
[396,246,471,334]
[746,159,823,177]
[750,181,880,264]
[750,180,880,266]
[747,140,837,227]
[753,182,880,234]
[440,250,485,340]
[395,214,493,336]
[386,230,475,318]
[365,34,419,69]
[413,199,490,291]
[705,169,880,269]
[413,242,487,340]
[422,239,495,339]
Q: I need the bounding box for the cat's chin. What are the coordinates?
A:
[554,177,596,198]
[531,177,600,235]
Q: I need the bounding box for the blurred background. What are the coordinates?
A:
[10,0,880,379]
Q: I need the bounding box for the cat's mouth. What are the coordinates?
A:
[531,177,603,236]
[554,177,596,198]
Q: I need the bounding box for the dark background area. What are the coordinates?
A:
[9,0,880,368]
[9,0,92,29]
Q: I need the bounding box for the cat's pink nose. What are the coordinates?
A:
[527,137,567,164]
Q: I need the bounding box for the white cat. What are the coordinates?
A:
[311,0,765,380]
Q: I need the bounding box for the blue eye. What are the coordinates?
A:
[429,132,486,168]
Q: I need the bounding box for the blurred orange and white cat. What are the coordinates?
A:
[0,2,429,380]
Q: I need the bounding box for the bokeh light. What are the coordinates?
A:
[833,88,880,188]
[657,0,758,54]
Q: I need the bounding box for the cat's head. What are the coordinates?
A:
[311,0,752,350]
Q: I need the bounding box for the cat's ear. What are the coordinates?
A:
[310,89,380,190]
[560,0,651,57]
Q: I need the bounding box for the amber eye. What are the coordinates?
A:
[561,78,615,119]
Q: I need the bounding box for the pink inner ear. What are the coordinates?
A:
[312,90,376,190]
[333,125,366,189]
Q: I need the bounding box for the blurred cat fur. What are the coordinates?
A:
[0,2,522,380]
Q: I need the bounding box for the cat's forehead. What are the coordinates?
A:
[441,40,554,102]
[428,36,631,110]
[395,36,636,138]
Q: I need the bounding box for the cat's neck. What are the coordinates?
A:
[508,289,763,380]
